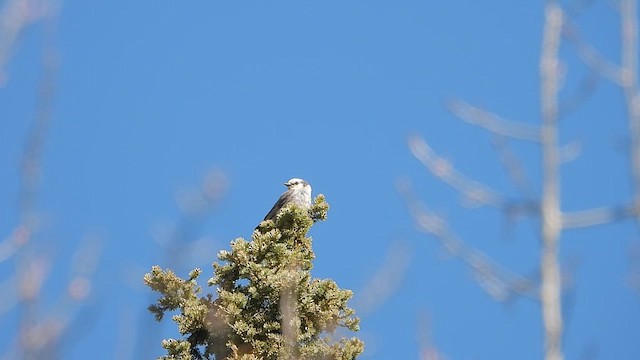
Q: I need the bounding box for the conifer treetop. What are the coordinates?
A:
[145,194,364,360]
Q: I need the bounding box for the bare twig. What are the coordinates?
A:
[399,181,539,302]
[558,72,599,118]
[562,203,638,229]
[0,225,31,263]
[490,136,536,197]
[14,3,60,359]
[137,170,227,359]
[447,99,542,142]
[409,135,508,208]
[355,242,412,315]
[410,135,540,222]
[410,3,638,360]
[619,0,640,227]
[0,3,102,359]
[620,0,640,304]
[558,140,582,164]
[0,0,57,265]
[539,2,564,360]
[563,20,626,85]
[0,0,48,86]
[488,136,541,240]
[618,0,640,300]
[416,311,446,360]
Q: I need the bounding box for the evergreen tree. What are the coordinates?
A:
[144,195,364,360]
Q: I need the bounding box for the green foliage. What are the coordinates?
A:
[144,195,364,359]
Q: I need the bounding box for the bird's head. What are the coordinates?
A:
[285,178,311,192]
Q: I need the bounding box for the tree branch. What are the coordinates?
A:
[355,242,412,315]
[562,203,639,229]
[539,2,564,360]
[399,181,539,302]
[620,0,640,228]
[558,71,599,119]
[0,0,49,86]
[447,99,542,142]
[409,135,508,208]
[563,20,626,85]
[490,136,536,198]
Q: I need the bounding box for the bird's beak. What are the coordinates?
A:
[284,182,291,186]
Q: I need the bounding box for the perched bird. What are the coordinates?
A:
[262,178,312,221]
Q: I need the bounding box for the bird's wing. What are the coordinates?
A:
[263,189,293,221]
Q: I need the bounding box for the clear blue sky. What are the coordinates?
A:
[1,1,639,359]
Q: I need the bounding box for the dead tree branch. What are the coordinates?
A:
[558,72,599,119]
[409,135,509,208]
[355,242,412,315]
[490,136,536,198]
[410,3,639,360]
[447,99,542,142]
[563,20,625,85]
[0,0,49,86]
[539,2,564,360]
[620,0,640,226]
[562,203,639,229]
[0,3,102,359]
[399,181,539,302]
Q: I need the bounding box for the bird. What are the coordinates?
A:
[262,178,312,222]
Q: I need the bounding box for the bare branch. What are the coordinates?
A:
[539,2,564,360]
[416,311,447,360]
[447,99,542,142]
[137,170,227,359]
[408,3,638,360]
[562,203,638,229]
[0,225,31,263]
[0,5,104,360]
[409,135,509,208]
[13,5,59,357]
[619,0,640,228]
[490,136,536,197]
[558,71,599,118]
[558,140,582,164]
[619,0,640,301]
[0,0,59,267]
[563,20,626,85]
[398,181,539,302]
[355,242,412,315]
[0,0,49,86]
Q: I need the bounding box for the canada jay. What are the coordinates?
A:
[263,178,312,221]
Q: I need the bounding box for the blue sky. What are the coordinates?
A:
[1,1,639,359]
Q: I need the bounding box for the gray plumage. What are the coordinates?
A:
[263,178,312,221]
